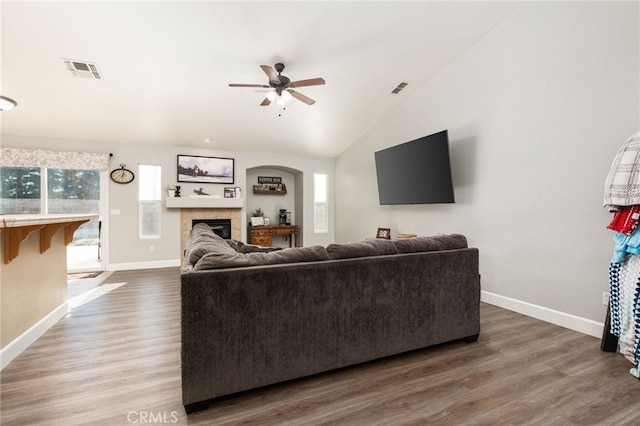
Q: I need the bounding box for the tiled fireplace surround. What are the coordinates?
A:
[179,208,242,255]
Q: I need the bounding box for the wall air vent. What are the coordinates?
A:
[61,59,102,79]
[390,81,408,94]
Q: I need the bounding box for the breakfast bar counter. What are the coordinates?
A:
[0,213,98,369]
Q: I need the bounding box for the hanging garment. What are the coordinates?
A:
[608,258,640,367]
[604,130,640,207]
[611,224,640,263]
[607,205,640,235]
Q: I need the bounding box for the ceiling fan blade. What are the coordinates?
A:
[260,65,281,84]
[229,84,271,88]
[290,90,316,105]
[290,78,326,88]
[260,97,271,106]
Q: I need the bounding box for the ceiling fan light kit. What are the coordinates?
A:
[277,90,292,105]
[0,96,18,111]
[229,62,325,107]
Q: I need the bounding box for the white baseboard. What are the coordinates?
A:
[1,301,69,371]
[481,290,605,338]
[107,259,180,271]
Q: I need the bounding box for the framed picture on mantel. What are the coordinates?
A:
[177,155,234,184]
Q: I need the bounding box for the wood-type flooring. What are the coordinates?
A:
[1,267,639,425]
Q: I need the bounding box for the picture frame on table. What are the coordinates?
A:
[251,217,265,226]
[177,154,234,184]
[376,227,391,239]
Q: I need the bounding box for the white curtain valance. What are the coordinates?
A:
[0,148,111,171]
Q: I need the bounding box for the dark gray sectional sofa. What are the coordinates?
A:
[181,223,480,413]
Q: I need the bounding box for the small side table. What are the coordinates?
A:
[248,225,298,247]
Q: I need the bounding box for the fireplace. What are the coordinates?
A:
[192,219,231,239]
[179,208,242,261]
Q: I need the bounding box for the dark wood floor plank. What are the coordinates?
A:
[1,267,639,425]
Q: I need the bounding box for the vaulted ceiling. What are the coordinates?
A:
[1,1,518,157]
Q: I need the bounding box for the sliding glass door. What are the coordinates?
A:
[0,165,104,272]
[47,168,102,272]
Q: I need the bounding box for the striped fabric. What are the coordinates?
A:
[609,257,640,366]
[604,130,640,207]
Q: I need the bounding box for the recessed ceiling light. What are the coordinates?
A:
[0,96,18,111]
[204,138,212,144]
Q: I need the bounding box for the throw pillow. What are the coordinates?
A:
[193,245,329,270]
[186,227,237,265]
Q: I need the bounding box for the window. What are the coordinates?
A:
[0,166,42,214]
[314,173,328,233]
[1,149,109,270]
[47,169,100,213]
[47,168,101,249]
[1,166,101,268]
[138,164,161,239]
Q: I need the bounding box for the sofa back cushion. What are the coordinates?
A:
[326,239,399,260]
[392,234,468,253]
[226,239,283,253]
[185,224,237,265]
[193,245,329,270]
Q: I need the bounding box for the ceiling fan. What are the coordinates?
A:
[229,63,325,106]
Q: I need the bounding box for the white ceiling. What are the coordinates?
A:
[1,1,518,157]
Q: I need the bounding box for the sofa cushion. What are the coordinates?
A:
[326,239,399,260]
[239,244,283,253]
[228,240,283,254]
[193,245,329,270]
[225,239,243,251]
[392,234,468,253]
[184,223,212,250]
[186,225,237,265]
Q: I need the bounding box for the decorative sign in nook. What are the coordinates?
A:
[254,176,286,194]
[257,176,282,184]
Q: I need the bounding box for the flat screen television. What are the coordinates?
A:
[374,130,455,205]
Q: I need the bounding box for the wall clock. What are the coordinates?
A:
[110,164,135,184]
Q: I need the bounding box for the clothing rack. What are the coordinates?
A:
[602,130,640,380]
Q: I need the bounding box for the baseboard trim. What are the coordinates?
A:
[107,259,180,271]
[1,301,69,370]
[481,290,604,338]
[1,280,603,370]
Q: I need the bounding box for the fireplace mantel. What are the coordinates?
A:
[166,197,243,209]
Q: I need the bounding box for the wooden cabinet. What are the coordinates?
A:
[248,225,298,247]
[249,227,272,246]
[251,235,272,246]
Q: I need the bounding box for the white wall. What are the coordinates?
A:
[335,2,640,325]
[3,135,335,268]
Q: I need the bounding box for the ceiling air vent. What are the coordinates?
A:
[390,81,408,94]
[61,59,102,79]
